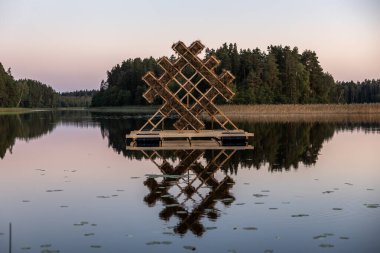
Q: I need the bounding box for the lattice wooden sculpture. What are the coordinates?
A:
[140,40,238,132]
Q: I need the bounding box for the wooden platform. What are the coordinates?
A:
[126,130,254,149]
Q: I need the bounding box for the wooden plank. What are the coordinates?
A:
[127,130,254,139]
[126,145,254,151]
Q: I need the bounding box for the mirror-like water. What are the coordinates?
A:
[0,111,379,253]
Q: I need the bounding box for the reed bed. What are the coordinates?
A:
[216,104,380,123]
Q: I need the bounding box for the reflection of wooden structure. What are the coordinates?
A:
[142,149,237,236]
[126,41,253,148]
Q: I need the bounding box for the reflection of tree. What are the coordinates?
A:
[79,114,380,170]
[142,149,236,236]
[0,110,96,159]
[2,111,379,170]
[0,113,57,158]
[221,122,336,172]
[92,112,149,160]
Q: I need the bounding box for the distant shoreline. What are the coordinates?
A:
[1,104,380,121]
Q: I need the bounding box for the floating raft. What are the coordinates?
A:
[126,130,253,150]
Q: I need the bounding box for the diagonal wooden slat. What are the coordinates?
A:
[172,41,235,100]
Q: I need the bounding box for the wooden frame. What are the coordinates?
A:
[127,41,253,148]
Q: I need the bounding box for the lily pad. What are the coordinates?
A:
[313,235,327,240]
[206,226,217,230]
[322,191,334,194]
[146,241,161,245]
[183,245,196,251]
[319,244,334,248]
[161,241,172,245]
[40,244,52,248]
[340,236,349,240]
[221,198,234,203]
[253,194,268,198]
[332,208,342,211]
[235,203,245,206]
[242,227,258,230]
[41,250,59,253]
[145,174,161,178]
[163,174,183,179]
[166,204,180,208]
[291,214,309,217]
[97,195,110,199]
[90,245,102,248]
[46,189,63,193]
[84,233,95,236]
[364,204,379,208]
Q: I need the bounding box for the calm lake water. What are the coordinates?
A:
[0,111,379,253]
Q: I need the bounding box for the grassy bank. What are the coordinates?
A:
[0,106,158,115]
[217,103,380,122]
[0,107,37,115]
[2,104,380,122]
[88,106,158,113]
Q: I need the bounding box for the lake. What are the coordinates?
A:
[0,110,379,253]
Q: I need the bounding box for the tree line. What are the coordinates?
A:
[92,43,380,106]
[0,62,96,108]
[2,42,380,108]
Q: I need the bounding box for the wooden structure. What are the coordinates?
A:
[126,40,253,148]
[127,130,253,149]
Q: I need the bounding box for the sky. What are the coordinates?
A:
[0,0,379,92]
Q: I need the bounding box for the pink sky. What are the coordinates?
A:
[0,0,379,92]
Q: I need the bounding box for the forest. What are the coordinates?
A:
[92,43,380,106]
[0,62,96,108]
[2,43,380,108]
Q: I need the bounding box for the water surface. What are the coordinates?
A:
[0,111,379,252]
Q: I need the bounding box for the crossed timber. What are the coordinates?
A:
[126,41,253,148]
